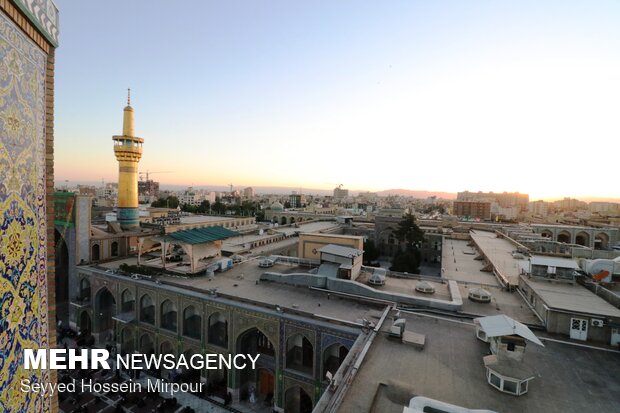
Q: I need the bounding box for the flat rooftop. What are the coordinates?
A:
[276,221,340,236]
[179,215,236,224]
[458,283,542,325]
[440,239,540,324]
[442,238,500,287]
[170,260,378,323]
[530,223,614,230]
[355,272,452,302]
[101,258,379,325]
[338,313,620,413]
[521,276,620,318]
[470,230,526,286]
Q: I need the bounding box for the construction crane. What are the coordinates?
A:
[139,170,173,181]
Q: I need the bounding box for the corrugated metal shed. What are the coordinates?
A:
[522,277,620,318]
[319,244,363,258]
[530,256,580,269]
[475,315,544,346]
[164,226,239,245]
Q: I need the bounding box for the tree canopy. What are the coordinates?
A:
[390,213,424,273]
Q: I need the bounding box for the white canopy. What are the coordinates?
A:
[474,315,544,347]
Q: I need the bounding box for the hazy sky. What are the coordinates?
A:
[54,0,620,200]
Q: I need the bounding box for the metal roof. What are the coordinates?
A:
[317,263,340,278]
[319,244,363,258]
[475,315,544,346]
[164,226,239,245]
[530,256,580,269]
[522,277,620,318]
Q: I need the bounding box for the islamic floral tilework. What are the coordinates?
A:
[0,10,50,413]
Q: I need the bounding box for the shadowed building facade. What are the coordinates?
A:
[0,0,59,411]
[73,266,359,413]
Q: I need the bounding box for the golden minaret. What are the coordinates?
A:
[112,89,143,230]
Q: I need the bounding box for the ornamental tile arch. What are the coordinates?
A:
[205,304,233,348]
[320,332,355,352]
[0,10,50,413]
[283,322,317,348]
[232,309,280,353]
[283,376,316,405]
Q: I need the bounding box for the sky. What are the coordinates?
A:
[54,0,620,200]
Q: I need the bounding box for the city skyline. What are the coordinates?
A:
[54,0,620,200]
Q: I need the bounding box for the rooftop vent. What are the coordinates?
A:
[415,281,436,294]
[468,287,492,303]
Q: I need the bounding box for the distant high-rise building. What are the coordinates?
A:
[457,191,529,211]
[243,187,255,199]
[553,197,587,212]
[179,187,198,206]
[112,91,144,229]
[453,201,491,220]
[289,192,306,208]
[333,185,349,201]
[138,179,160,200]
[529,200,549,217]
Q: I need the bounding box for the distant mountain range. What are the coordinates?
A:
[376,189,457,199]
[54,180,620,203]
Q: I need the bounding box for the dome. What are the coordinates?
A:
[270,201,284,211]
[468,287,492,303]
[368,269,386,286]
[415,281,435,294]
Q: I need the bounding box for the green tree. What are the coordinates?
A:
[167,196,179,209]
[198,200,210,214]
[363,239,379,263]
[391,248,422,273]
[212,200,226,214]
[390,213,424,273]
[151,197,167,207]
[393,213,424,250]
[181,203,198,213]
[151,196,180,209]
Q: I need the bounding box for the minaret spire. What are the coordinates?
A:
[113,90,143,230]
[123,89,135,137]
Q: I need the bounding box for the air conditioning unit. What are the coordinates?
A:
[591,319,604,327]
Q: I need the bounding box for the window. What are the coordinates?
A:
[489,372,501,388]
[507,342,515,352]
[503,379,518,394]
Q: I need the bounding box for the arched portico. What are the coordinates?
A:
[94,287,116,344]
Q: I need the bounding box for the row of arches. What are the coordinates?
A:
[91,241,119,262]
[271,216,312,226]
[119,327,332,413]
[79,283,228,345]
[181,219,254,232]
[78,282,351,412]
[540,230,610,249]
[79,281,351,375]
[77,318,312,413]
